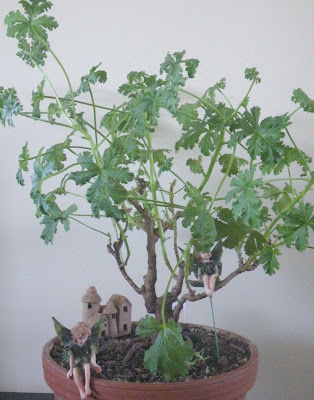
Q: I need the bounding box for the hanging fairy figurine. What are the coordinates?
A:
[52,315,104,399]
[189,241,223,298]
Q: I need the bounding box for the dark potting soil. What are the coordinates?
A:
[50,325,251,383]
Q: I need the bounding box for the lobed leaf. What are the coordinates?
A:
[259,244,280,275]
[279,203,314,251]
[143,320,195,381]
[291,88,314,113]
[0,87,23,127]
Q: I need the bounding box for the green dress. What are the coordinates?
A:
[68,338,94,368]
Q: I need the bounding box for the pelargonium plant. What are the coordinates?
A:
[1,0,313,381]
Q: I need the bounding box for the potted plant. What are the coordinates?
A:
[1,1,313,399]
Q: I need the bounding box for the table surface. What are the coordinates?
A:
[0,394,53,400]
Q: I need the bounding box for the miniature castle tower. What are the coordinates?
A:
[81,287,132,338]
[81,286,102,323]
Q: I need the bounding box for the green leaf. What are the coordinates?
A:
[0,87,23,127]
[186,156,204,175]
[40,214,58,244]
[262,183,293,214]
[47,102,62,122]
[31,80,45,117]
[76,64,107,95]
[182,195,217,251]
[291,88,314,113]
[185,58,199,78]
[259,244,280,275]
[5,1,58,67]
[273,146,312,176]
[225,167,263,227]
[143,320,195,381]
[247,115,286,171]
[159,51,199,115]
[218,154,248,176]
[244,67,261,84]
[40,203,78,244]
[17,38,47,67]
[204,78,226,100]
[18,141,30,172]
[244,231,266,256]
[215,207,248,249]
[176,103,198,130]
[228,106,261,146]
[31,158,55,193]
[135,315,161,338]
[43,137,72,171]
[5,1,58,41]
[279,203,314,251]
[16,168,25,186]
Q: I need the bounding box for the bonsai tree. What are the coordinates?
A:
[1,0,313,381]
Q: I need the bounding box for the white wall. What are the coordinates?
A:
[0,0,313,399]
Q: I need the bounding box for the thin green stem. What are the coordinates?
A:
[179,89,225,120]
[145,131,173,273]
[264,179,314,238]
[287,106,302,118]
[160,245,190,327]
[41,163,80,183]
[285,127,312,175]
[115,220,131,265]
[88,84,98,145]
[27,146,91,162]
[170,169,198,198]
[265,177,310,184]
[228,78,256,121]
[18,112,73,130]
[209,144,236,212]
[83,119,107,141]
[199,128,225,192]
[35,34,77,122]
[70,217,110,237]
[44,96,127,113]
[65,191,86,199]
[34,63,74,126]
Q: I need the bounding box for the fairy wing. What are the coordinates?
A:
[91,314,105,340]
[90,314,105,354]
[210,241,223,265]
[52,317,72,346]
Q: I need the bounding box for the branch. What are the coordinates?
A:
[107,237,142,295]
[173,256,259,322]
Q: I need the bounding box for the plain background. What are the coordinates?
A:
[0,0,313,399]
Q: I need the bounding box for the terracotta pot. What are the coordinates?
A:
[42,325,258,400]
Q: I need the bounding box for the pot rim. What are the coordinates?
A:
[43,323,258,390]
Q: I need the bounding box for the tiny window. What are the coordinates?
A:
[123,306,128,312]
[88,303,92,309]
[112,314,116,319]
[123,324,128,331]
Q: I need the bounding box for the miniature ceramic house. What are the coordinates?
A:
[81,286,132,338]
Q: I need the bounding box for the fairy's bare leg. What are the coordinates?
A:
[84,363,91,396]
[202,267,219,298]
[73,368,86,399]
[91,351,101,373]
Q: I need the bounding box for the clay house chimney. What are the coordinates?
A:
[81,286,102,323]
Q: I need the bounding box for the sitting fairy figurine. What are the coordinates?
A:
[53,315,104,399]
[189,241,223,298]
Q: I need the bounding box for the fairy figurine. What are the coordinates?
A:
[189,241,223,297]
[52,315,104,399]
